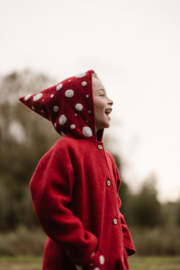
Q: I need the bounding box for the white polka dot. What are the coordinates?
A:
[75,103,83,111]
[75,113,77,116]
[93,268,100,270]
[41,110,44,113]
[88,111,91,113]
[99,255,105,265]
[69,80,71,82]
[33,93,43,101]
[70,124,76,129]
[42,99,44,102]
[75,266,83,270]
[86,95,89,98]
[24,94,31,101]
[53,106,59,112]
[65,90,74,98]
[54,123,56,127]
[81,81,87,86]
[50,94,54,98]
[59,115,67,125]
[56,83,63,91]
[61,132,65,137]
[82,126,92,137]
[75,72,86,78]
[32,106,35,110]
[86,120,88,122]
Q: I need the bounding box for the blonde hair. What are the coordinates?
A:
[92,72,101,81]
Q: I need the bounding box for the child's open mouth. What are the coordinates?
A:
[105,109,112,116]
[105,109,112,120]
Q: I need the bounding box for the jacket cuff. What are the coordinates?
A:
[65,235,98,266]
[125,246,136,256]
[76,249,105,270]
[122,228,136,255]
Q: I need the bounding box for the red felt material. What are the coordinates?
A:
[19,70,136,270]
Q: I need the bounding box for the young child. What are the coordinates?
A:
[19,69,135,270]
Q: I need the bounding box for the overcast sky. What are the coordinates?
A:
[1,0,180,202]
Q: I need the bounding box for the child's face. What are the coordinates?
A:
[92,77,113,131]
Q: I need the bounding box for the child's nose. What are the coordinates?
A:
[108,97,113,106]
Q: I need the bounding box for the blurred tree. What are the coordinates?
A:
[126,174,162,227]
[161,201,177,227]
[0,70,60,230]
[111,153,131,217]
[175,199,180,226]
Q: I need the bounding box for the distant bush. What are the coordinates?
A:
[0,185,39,231]
[0,226,46,256]
[130,226,180,256]
[120,176,162,228]
[175,200,180,226]
[0,225,180,256]
[0,70,59,231]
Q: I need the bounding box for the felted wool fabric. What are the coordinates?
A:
[19,71,96,139]
[19,70,136,270]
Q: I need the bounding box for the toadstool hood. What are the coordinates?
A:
[19,69,103,142]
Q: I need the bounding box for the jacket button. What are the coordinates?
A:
[106,180,111,186]
[98,145,103,150]
[113,218,117,225]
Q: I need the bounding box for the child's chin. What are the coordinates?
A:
[97,120,110,130]
[104,122,110,129]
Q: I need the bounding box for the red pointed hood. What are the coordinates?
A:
[19,69,103,141]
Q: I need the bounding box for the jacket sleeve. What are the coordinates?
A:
[30,144,98,265]
[114,164,136,256]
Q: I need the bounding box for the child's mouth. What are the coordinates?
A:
[105,109,112,115]
[105,109,112,120]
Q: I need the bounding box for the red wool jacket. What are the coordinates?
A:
[19,70,136,270]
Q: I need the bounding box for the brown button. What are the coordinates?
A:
[106,180,111,186]
[122,255,124,261]
[113,218,117,225]
[98,145,103,150]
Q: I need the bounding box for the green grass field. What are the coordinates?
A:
[0,256,180,270]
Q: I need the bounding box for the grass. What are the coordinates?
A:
[1,256,180,270]
[0,256,42,270]
[0,226,180,269]
[128,255,180,270]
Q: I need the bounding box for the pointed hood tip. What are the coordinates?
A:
[19,96,25,103]
[18,70,101,141]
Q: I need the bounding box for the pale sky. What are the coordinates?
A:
[1,0,180,202]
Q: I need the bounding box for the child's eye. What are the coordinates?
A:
[100,94,105,97]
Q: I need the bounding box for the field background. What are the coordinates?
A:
[0,226,180,270]
[1,256,180,270]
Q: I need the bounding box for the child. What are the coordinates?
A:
[19,69,135,270]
